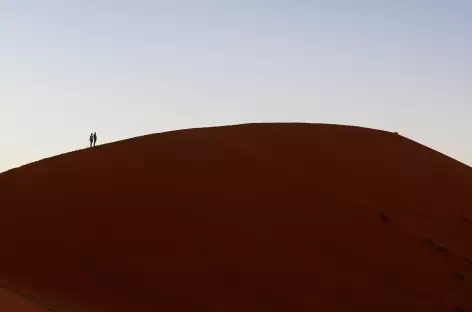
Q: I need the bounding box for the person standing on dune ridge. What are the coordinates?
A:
[93,132,97,147]
[89,133,93,148]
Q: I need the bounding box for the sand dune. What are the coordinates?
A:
[1,123,472,311]
[0,289,50,312]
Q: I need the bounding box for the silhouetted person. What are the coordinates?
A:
[89,133,93,148]
[93,132,97,147]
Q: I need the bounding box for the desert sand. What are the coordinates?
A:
[0,123,471,312]
[0,289,50,312]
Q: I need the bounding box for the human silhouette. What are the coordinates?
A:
[89,133,93,148]
[93,132,97,147]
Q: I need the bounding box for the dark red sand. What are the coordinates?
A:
[1,123,472,311]
[0,289,49,312]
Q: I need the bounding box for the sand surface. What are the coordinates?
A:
[1,123,472,311]
[0,289,50,312]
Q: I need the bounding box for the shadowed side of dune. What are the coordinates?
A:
[1,123,472,312]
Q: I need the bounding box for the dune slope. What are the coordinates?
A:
[0,289,50,312]
[1,123,472,312]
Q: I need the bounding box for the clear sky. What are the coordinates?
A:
[1,0,471,172]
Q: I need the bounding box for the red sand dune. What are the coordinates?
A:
[0,289,50,312]
[1,123,472,312]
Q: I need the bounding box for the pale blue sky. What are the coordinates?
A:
[1,1,471,172]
